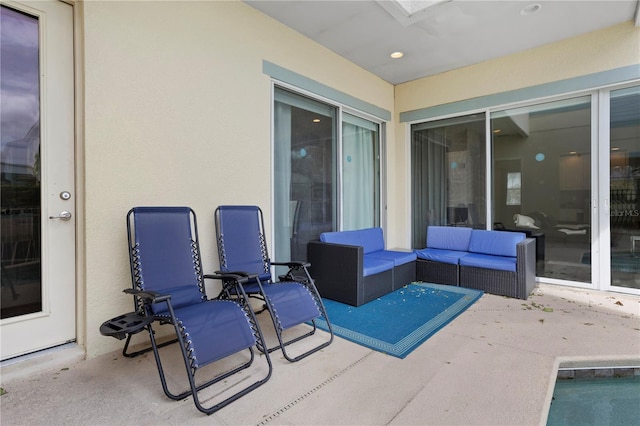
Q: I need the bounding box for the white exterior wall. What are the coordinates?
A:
[79,0,638,358]
[81,0,393,357]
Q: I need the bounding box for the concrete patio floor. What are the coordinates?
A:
[1,283,639,426]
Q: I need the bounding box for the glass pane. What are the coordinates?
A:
[506,189,521,206]
[342,113,380,230]
[492,96,591,281]
[1,6,42,319]
[506,172,521,205]
[610,86,640,290]
[507,172,521,189]
[274,87,337,262]
[411,113,486,248]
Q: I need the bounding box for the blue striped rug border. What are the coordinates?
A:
[314,283,483,359]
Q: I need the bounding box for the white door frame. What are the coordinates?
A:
[1,0,76,360]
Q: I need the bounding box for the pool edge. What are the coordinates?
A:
[539,355,640,426]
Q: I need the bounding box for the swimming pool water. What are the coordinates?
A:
[547,375,640,425]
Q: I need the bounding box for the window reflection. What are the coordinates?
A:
[492,96,592,282]
[610,86,640,290]
[274,88,337,262]
[411,114,487,248]
[1,5,42,318]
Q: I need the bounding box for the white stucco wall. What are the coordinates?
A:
[80,0,638,358]
[81,0,393,357]
[395,22,640,112]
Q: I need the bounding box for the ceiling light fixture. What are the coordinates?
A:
[390,51,404,59]
[520,3,541,16]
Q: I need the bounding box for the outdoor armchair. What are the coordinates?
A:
[123,206,272,415]
[215,205,333,362]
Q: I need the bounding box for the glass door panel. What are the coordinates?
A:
[1,0,75,360]
[274,87,337,262]
[342,113,380,230]
[410,114,486,248]
[609,86,640,290]
[1,5,42,319]
[491,96,592,283]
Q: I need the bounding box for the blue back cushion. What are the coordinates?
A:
[216,205,269,278]
[468,230,525,257]
[426,226,472,251]
[320,227,385,254]
[132,207,204,314]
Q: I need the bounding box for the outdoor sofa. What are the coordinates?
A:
[307,227,416,306]
[415,226,536,299]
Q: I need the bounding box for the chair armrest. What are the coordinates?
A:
[123,288,170,303]
[206,272,258,285]
[214,270,251,278]
[207,272,260,297]
[272,260,311,268]
[272,260,312,283]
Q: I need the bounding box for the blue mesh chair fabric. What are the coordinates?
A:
[215,205,333,362]
[125,206,271,414]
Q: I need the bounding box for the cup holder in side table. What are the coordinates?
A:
[100,312,153,341]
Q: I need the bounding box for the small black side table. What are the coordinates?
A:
[100,312,152,341]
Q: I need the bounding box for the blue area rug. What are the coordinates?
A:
[314,282,482,359]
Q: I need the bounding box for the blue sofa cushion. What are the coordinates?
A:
[369,250,417,266]
[459,253,517,272]
[414,248,468,265]
[426,226,473,251]
[468,230,525,257]
[320,227,384,254]
[363,257,395,277]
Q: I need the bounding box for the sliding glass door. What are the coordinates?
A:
[608,86,640,290]
[274,87,337,262]
[342,113,380,230]
[410,114,486,248]
[410,85,638,294]
[273,87,382,262]
[492,96,592,283]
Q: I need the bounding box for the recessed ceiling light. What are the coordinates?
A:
[520,3,541,16]
[313,118,321,123]
[390,51,404,59]
[611,147,620,151]
[493,129,502,134]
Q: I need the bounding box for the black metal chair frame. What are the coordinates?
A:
[215,205,333,362]
[118,207,272,415]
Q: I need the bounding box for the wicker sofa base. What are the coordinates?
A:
[308,240,398,307]
[418,237,536,300]
[416,259,458,286]
[459,264,535,300]
[362,270,394,304]
[392,261,417,290]
[459,266,519,298]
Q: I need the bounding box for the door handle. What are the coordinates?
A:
[49,211,72,221]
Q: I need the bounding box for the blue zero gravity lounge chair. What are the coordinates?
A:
[124,207,272,415]
[215,205,333,362]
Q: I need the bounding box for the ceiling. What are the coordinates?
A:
[244,0,640,84]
